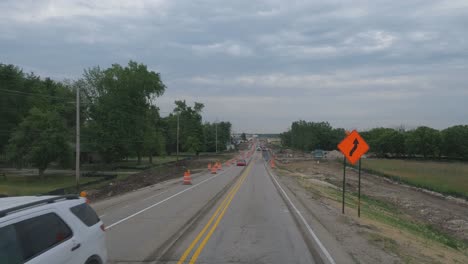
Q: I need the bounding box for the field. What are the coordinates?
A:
[361,159,468,198]
[0,174,104,196]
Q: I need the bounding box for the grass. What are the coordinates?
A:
[302,179,467,252]
[360,159,468,199]
[81,156,180,171]
[0,174,104,196]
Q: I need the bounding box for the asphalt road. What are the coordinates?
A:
[92,151,335,264]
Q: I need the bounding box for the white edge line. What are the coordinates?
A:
[267,166,336,264]
[106,167,234,230]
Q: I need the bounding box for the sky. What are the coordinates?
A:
[1,0,467,133]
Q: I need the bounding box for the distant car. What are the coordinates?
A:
[0,195,107,264]
[237,160,247,166]
[256,147,261,151]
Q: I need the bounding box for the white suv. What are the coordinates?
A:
[0,195,107,264]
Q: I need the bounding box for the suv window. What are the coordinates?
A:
[70,203,100,227]
[15,213,73,261]
[0,225,23,264]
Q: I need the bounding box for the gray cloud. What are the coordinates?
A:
[1,0,467,133]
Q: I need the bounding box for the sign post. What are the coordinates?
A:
[358,158,362,217]
[337,130,369,216]
[342,156,346,214]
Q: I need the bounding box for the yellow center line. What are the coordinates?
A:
[189,164,252,263]
[177,162,253,264]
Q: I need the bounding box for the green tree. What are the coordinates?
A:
[81,61,166,163]
[441,125,468,160]
[405,126,441,158]
[6,108,70,179]
[283,120,342,151]
[165,101,205,155]
[375,130,405,157]
[202,121,232,152]
[143,106,166,163]
[0,64,34,153]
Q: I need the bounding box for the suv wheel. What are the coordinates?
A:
[85,256,101,264]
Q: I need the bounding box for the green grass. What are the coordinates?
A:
[0,174,103,196]
[80,156,180,171]
[360,159,468,198]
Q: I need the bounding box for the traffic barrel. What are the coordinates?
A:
[183,170,192,185]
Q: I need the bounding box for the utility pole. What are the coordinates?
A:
[176,113,180,161]
[215,122,218,153]
[75,85,80,193]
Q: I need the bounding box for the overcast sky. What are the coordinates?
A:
[1,0,467,133]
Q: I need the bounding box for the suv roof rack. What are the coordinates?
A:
[0,194,79,218]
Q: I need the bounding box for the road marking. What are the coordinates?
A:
[189,167,250,263]
[99,214,106,218]
[177,162,253,264]
[267,166,336,264]
[106,167,234,230]
[142,190,168,201]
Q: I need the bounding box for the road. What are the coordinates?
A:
[92,151,340,264]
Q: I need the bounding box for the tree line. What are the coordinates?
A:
[0,61,232,177]
[280,120,468,160]
[280,121,345,151]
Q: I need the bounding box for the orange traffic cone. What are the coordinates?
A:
[270,159,276,168]
[208,163,212,170]
[218,162,222,170]
[211,166,217,174]
[183,170,192,185]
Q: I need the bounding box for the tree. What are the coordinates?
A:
[241,132,247,141]
[441,125,468,160]
[282,120,343,151]
[405,126,441,158]
[82,61,166,163]
[142,106,166,163]
[6,108,70,179]
[202,121,232,152]
[280,130,292,147]
[0,64,34,153]
[164,100,205,155]
[375,130,405,157]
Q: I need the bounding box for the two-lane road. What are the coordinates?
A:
[93,152,336,263]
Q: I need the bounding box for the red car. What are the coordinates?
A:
[236,159,246,166]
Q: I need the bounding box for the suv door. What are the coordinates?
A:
[14,212,76,264]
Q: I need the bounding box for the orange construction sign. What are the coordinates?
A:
[337,130,369,165]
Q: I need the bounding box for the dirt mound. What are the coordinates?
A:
[87,154,234,201]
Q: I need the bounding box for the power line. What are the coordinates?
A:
[0,88,74,100]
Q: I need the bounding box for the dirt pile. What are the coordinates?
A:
[87,154,234,201]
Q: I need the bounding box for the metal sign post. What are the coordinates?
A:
[358,158,361,217]
[337,130,369,216]
[342,156,346,214]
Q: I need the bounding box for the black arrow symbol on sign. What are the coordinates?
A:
[349,138,359,157]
